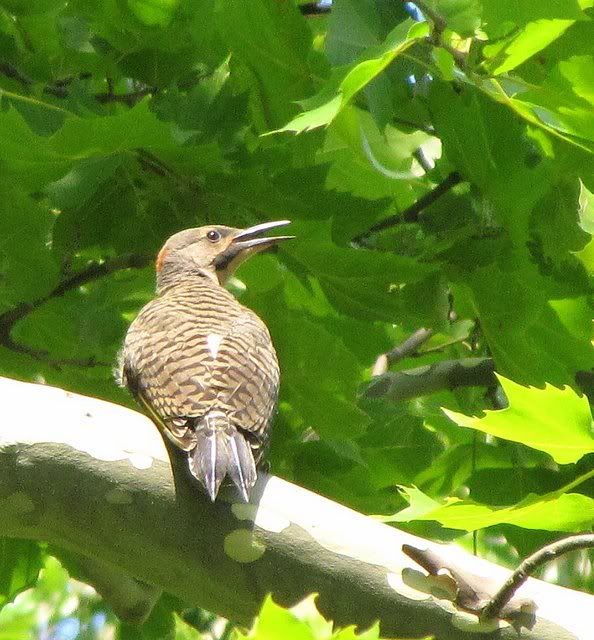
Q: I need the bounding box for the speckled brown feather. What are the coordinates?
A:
[121,277,279,500]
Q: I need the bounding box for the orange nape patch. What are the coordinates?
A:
[156,246,169,272]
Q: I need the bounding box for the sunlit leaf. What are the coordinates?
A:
[381,485,594,533]
[443,375,594,464]
[274,21,428,134]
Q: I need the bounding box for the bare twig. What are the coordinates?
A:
[352,171,462,244]
[481,534,594,622]
[372,328,434,376]
[0,61,33,87]
[413,147,435,174]
[95,88,154,106]
[402,1,469,69]
[403,544,537,630]
[0,62,152,104]
[299,2,331,17]
[405,0,446,33]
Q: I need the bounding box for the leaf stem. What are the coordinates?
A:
[557,468,594,495]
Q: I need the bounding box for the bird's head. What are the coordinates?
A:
[155,220,293,291]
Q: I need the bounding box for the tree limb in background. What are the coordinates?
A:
[365,357,496,402]
[0,376,590,640]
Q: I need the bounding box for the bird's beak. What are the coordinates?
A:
[214,220,294,283]
[231,220,294,252]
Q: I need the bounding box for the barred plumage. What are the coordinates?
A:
[119,221,292,501]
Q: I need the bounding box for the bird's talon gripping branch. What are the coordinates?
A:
[119,220,293,502]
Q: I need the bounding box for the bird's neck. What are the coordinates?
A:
[156,266,220,296]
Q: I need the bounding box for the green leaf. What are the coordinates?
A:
[0,108,70,189]
[275,21,428,134]
[285,225,438,323]
[127,0,179,27]
[240,593,385,640]
[480,0,584,38]
[215,0,315,129]
[484,19,575,75]
[465,261,594,385]
[239,594,318,640]
[443,375,594,464]
[384,485,594,532]
[325,0,407,64]
[50,100,177,157]
[509,56,594,144]
[319,106,431,202]
[428,82,554,244]
[436,0,481,37]
[0,180,59,308]
[0,540,43,607]
[274,312,369,440]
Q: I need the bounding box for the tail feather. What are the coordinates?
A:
[188,412,257,502]
[227,430,257,502]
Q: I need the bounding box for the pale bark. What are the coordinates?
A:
[0,376,591,639]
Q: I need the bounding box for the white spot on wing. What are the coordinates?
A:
[206,333,223,359]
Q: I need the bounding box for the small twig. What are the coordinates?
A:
[372,328,434,376]
[413,147,434,174]
[403,1,469,69]
[0,61,33,87]
[364,357,496,402]
[135,149,171,177]
[405,0,446,33]
[0,254,150,366]
[95,88,154,106]
[0,335,108,368]
[481,534,594,622]
[0,62,151,104]
[352,171,462,244]
[385,328,434,364]
[402,544,537,630]
[299,2,331,17]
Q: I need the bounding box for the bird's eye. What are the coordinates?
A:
[206,229,221,243]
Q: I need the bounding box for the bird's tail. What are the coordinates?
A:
[188,411,257,502]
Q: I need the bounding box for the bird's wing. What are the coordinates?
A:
[222,312,279,455]
[122,300,278,456]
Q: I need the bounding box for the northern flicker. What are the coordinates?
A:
[119,220,292,502]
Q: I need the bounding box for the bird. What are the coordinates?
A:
[119,220,293,502]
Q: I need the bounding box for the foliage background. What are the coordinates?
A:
[0,0,593,637]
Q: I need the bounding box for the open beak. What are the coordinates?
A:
[214,220,294,281]
[231,220,294,251]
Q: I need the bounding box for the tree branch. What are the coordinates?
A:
[0,376,591,639]
[352,172,462,244]
[0,254,150,366]
[405,0,446,33]
[481,534,594,622]
[372,328,434,376]
[364,357,496,402]
[0,62,152,104]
